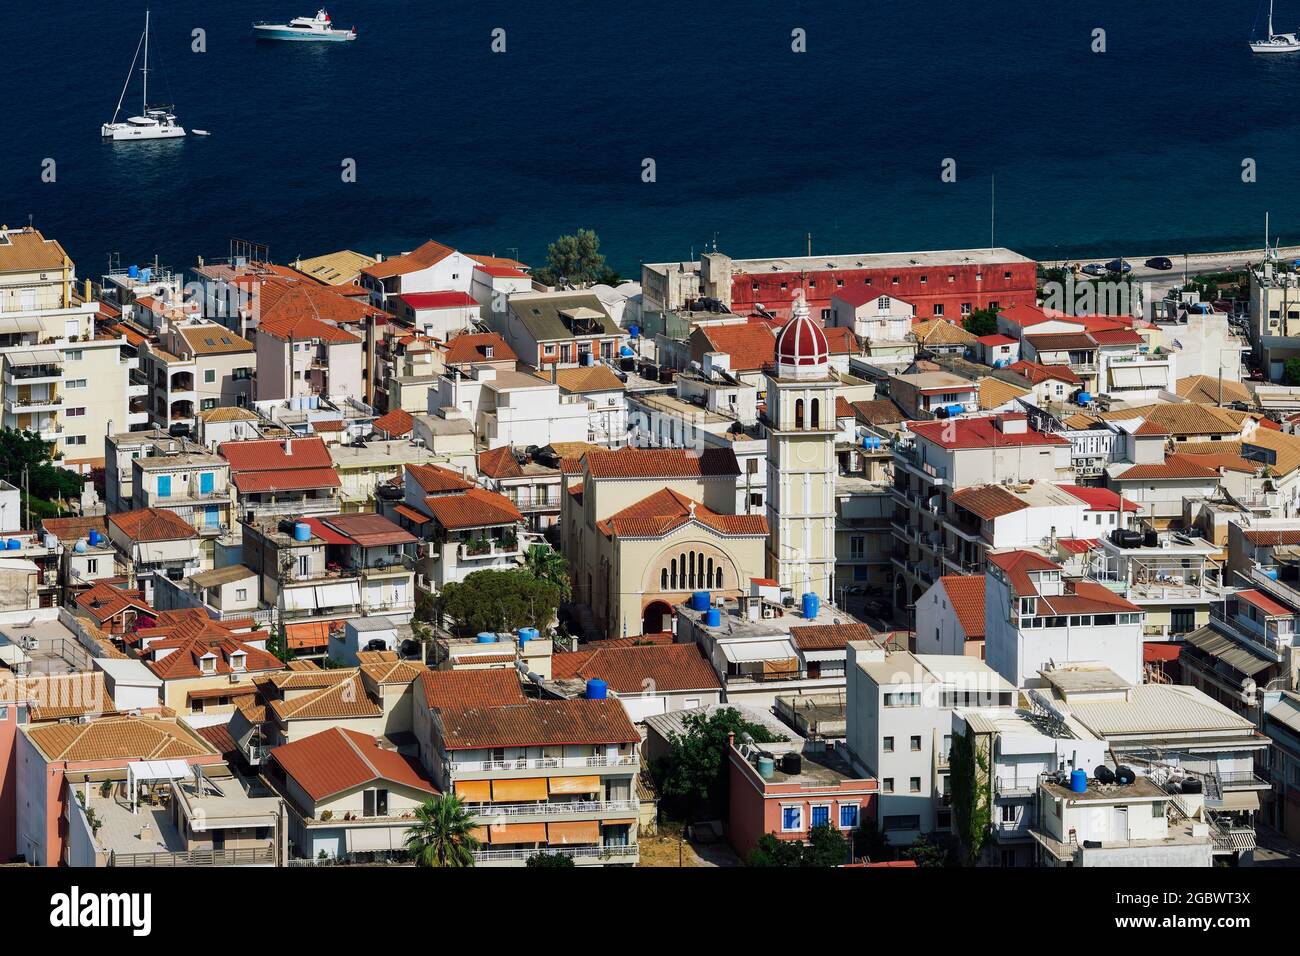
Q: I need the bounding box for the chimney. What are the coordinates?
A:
[283,439,293,456]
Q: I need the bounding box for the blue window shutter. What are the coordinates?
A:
[199,472,214,494]
[157,475,171,497]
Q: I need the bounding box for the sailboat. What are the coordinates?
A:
[1250,0,1300,53]
[102,10,187,140]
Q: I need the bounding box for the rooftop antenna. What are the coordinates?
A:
[806,232,812,257]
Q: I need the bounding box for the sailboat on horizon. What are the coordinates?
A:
[1251,0,1300,53]
[102,10,187,141]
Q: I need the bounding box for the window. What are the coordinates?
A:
[810,804,830,828]
[850,536,864,559]
[66,407,86,417]
[66,379,86,389]
[910,735,922,751]
[204,369,216,383]
[909,777,921,793]
[362,788,390,817]
[236,588,247,601]
[781,805,803,831]
[298,555,310,577]
[1001,803,1018,824]
[485,346,494,358]
[66,435,86,446]
[839,804,860,829]
[1170,606,1195,634]
[883,815,920,832]
[65,350,83,361]
[882,736,894,753]
[882,778,894,793]
[86,558,99,575]
[933,304,944,317]
[201,398,217,410]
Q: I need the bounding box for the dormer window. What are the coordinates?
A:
[199,654,217,674]
[484,346,494,358]
[230,651,247,672]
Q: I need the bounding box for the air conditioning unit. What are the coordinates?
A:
[762,606,776,619]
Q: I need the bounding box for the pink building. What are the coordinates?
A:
[726,736,877,861]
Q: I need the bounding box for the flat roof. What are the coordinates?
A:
[644,247,1034,274]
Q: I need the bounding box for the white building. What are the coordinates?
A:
[433,366,588,450]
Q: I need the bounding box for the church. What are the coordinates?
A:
[562,291,838,638]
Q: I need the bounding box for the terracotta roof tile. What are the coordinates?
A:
[788,623,877,651]
[938,576,985,639]
[424,486,522,530]
[406,462,475,493]
[24,716,216,763]
[584,446,741,479]
[418,668,527,710]
[478,446,524,479]
[597,487,767,539]
[443,332,516,365]
[107,508,199,542]
[362,240,456,280]
[432,698,640,750]
[951,485,1029,521]
[551,643,721,692]
[372,408,414,437]
[271,727,437,802]
[269,672,381,721]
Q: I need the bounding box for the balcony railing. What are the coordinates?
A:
[109,842,276,867]
[458,539,521,561]
[465,799,639,819]
[1216,771,1271,790]
[1209,604,1289,657]
[995,777,1036,798]
[471,843,638,864]
[449,754,638,776]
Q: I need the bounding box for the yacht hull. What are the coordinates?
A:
[253,24,354,41]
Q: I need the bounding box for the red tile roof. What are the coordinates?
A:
[372,408,415,437]
[423,487,522,530]
[699,323,778,371]
[145,635,282,681]
[418,668,527,710]
[443,332,516,365]
[907,417,1069,450]
[254,277,376,341]
[233,467,341,493]
[362,240,456,280]
[269,672,382,720]
[1089,328,1145,345]
[221,437,341,494]
[551,643,721,692]
[583,446,741,479]
[597,488,767,539]
[1056,485,1140,512]
[1236,589,1292,618]
[478,446,525,479]
[271,727,438,802]
[788,623,877,651]
[320,512,416,547]
[74,583,152,623]
[950,485,1029,521]
[107,508,199,542]
[406,462,475,494]
[938,576,986,639]
[432,698,640,750]
[1008,360,1083,386]
[396,291,478,310]
[1116,454,1222,481]
[987,549,1062,597]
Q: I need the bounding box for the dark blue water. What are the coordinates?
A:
[3,0,1299,275]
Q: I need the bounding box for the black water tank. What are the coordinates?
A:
[1143,530,1158,547]
[1115,765,1136,785]
[1180,777,1203,794]
[1094,765,1115,784]
[781,752,802,775]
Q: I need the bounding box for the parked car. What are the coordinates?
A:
[1144,256,1173,270]
[1248,368,1265,381]
[1105,258,1133,274]
[1081,263,1106,276]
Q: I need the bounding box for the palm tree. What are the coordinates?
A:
[404,794,480,867]
[525,544,571,600]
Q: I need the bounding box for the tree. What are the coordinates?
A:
[526,851,576,868]
[437,568,562,636]
[901,834,952,867]
[404,794,480,867]
[852,819,892,863]
[266,621,293,663]
[1284,358,1300,387]
[534,229,609,288]
[961,307,999,338]
[524,543,571,601]
[0,427,84,518]
[803,823,851,867]
[651,708,785,822]
[747,833,806,867]
[948,729,992,866]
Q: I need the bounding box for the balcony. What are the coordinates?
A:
[471,843,638,865]
[458,538,522,562]
[108,842,276,867]
[7,391,64,413]
[994,777,1037,798]
[462,799,639,819]
[449,754,639,776]
[1216,770,1271,791]
[4,363,62,385]
[1209,604,1290,659]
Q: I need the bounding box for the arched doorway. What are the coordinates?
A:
[642,600,673,636]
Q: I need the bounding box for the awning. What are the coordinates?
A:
[187,686,239,701]
[720,639,797,664]
[486,822,546,845]
[1183,625,1274,677]
[281,587,318,611]
[546,820,600,845]
[315,581,361,608]
[548,775,600,795]
[1110,366,1143,389]
[454,779,491,802]
[1139,365,1167,387]
[6,349,62,366]
[1216,791,1261,812]
[600,818,637,826]
[0,317,43,334]
[492,777,549,802]
[394,503,430,525]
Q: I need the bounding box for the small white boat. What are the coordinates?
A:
[253,9,356,41]
[1250,0,1300,53]
[103,11,187,141]
[192,130,211,136]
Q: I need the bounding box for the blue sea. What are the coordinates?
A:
[3,0,1300,275]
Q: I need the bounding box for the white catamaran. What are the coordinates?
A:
[1251,0,1300,53]
[102,10,187,141]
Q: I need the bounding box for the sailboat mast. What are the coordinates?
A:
[1269,0,1275,37]
[142,10,150,113]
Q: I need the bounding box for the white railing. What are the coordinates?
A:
[472,843,638,863]
[468,799,639,819]
[450,754,638,775]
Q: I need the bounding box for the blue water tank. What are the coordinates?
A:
[309,395,320,409]
[628,325,641,339]
[690,590,710,612]
[5,539,19,551]
[518,627,539,648]
[620,345,634,357]
[87,530,101,546]
[757,756,776,779]
[476,632,497,644]
[1266,567,1280,581]
[1077,391,1092,406]
[127,264,139,279]
[801,592,820,619]
[1070,769,1088,794]
[947,403,964,417]
[73,540,87,554]
[585,678,608,700]
[292,522,311,542]
[140,268,152,283]
[704,607,722,627]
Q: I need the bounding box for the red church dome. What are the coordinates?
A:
[774,292,829,377]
